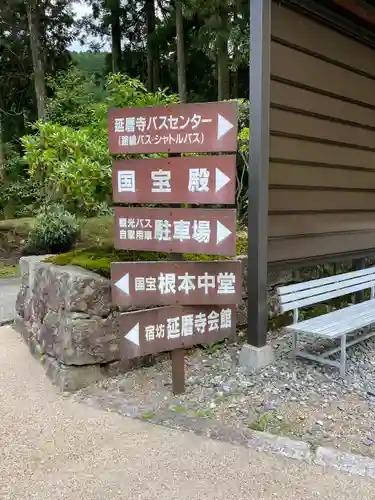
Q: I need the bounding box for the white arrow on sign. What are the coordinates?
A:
[217,113,234,140]
[215,168,231,193]
[125,323,140,346]
[115,273,130,295]
[216,221,232,244]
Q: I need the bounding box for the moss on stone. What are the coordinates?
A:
[44,233,248,278]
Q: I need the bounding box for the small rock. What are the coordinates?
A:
[316,420,324,426]
[364,438,373,447]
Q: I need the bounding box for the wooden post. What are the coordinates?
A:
[247,0,271,347]
[171,348,185,394]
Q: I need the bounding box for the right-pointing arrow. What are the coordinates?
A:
[115,273,130,295]
[217,221,232,244]
[217,113,234,140]
[125,323,140,346]
[215,168,231,193]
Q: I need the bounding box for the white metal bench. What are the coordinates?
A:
[277,266,375,376]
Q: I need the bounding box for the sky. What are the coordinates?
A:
[69,2,107,52]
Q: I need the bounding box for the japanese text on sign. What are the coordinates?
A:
[114,114,212,133]
[118,216,212,244]
[144,307,233,342]
[114,114,211,149]
[132,271,236,296]
[117,168,210,194]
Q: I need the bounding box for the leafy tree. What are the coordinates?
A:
[0,0,75,142]
[46,66,104,128]
[21,75,178,216]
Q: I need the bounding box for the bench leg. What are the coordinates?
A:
[291,331,297,359]
[340,335,347,377]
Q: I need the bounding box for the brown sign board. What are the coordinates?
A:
[119,305,236,360]
[111,260,242,306]
[112,155,236,205]
[114,206,237,256]
[108,102,238,154]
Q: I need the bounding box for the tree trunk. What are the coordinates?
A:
[145,0,156,91]
[26,0,46,121]
[217,9,229,101]
[0,112,4,181]
[175,0,187,102]
[153,46,160,90]
[231,69,238,98]
[110,0,122,73]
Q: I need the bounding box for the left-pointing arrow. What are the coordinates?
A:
[125,323,140,346]
[115,273,130,294]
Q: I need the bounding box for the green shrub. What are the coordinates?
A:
[21,74,178,217]
[24,204,81,255]
[0,147,46,219]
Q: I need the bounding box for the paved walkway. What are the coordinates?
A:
[0,324,374,499]
[0,278,20,324]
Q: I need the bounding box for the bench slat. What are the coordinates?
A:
[286,300,375,338]
[279,272,375,306]
[280,278,375,312]
[278,266,375,296]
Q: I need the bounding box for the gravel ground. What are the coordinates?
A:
[74,328,375,458]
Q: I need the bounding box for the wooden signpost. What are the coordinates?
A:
[112,155,236,205]
[111,261,242,306]
[119,305,237,359]
[108,101,239,394]
[114,206,237,256]
[108,102,238,154]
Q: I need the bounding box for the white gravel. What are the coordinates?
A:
[77,328,375,458]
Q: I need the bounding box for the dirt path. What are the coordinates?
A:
[0,278,21,324]
[0,325,375,499]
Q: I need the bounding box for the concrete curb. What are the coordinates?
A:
[314,446,375,479]
[247,431,312,462]
[0,319,14,327]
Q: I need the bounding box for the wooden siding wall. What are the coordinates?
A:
[269,3,375,263]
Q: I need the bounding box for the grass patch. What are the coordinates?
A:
[0,217,34,234]
[43,231,248,279]
[192,409,214,418]
[0,264,20,279]
[80,216,114,247]
[248,412,277,432]
[170,404,186,412]
[248,411,293,435]
[139,411,154,420]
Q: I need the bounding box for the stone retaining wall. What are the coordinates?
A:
[14,254,335,391]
